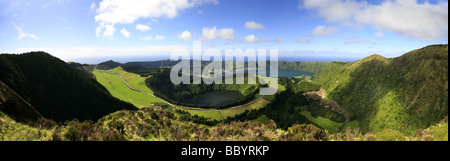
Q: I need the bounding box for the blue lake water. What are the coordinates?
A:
[277,69,313,78]
[181,90,244,106]
[182,69,311,106]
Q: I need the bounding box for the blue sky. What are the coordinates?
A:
[0,0,448,63]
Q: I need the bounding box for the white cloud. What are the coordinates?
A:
[12,23,40,40]
[136,24,151,31]
[94,0,218,37]
[310,25,338,36]
[179,30,192,41]
[245,21,265,30]
[274,38,285,42]
[120,28,131,38]
[301,0,366,22]
[295,39,313,44]
[374,32,384,39]
[201,27,235,40]
[155,35,165,40]
[96,23,115,37]
[90,2,96,11]
[301,0,448,41]
[244,35,261,43]
[95,0,218,24]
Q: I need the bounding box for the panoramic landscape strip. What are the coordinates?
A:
[0,0,448,146]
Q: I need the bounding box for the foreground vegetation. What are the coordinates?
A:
[0,108,447,141]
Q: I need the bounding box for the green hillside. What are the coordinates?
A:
[0,52,137,122]
[95,60,122,70]
[278,61,345,74]
[92,67,164,108]
[0,81,43,123]
[309,44,448,133]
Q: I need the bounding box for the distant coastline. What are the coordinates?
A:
[68,55,364,64]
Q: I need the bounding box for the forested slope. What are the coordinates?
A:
[309,45,448,133]
[0,52,137,122]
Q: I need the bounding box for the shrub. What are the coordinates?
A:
[376,129,406,141]
[101,129,125,141]
[284,124,328,141]
[52,128,63,141]
[64,119,94,141]
[35,118,58,129]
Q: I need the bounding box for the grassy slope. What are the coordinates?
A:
[173,97,271,121]
[0,81,42,123]
[93,69,162,108]
[107,67,155,94]
[299,111,344,133]
[252,115,270,123]
[0,112,53,141]
[341,120,360,132]
[220,98,271,119]
[257,75,286,93]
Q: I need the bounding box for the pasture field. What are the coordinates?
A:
[93,69,163,108]
[175,107,224,121]
[341,120,360,132]
[300,111,344,133]
[105,67,155,94]
[174,97,271,121]
[220,98,270,119]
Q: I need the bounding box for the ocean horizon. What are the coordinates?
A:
[69,55,363,64]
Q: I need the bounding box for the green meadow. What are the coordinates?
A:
[105,67,155,94]
[174,98,270,121]
[220,98,271,119]
[93,69,163,108]
[257,75,286,93]
[252,115,270,123]
[300,111,344,133]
